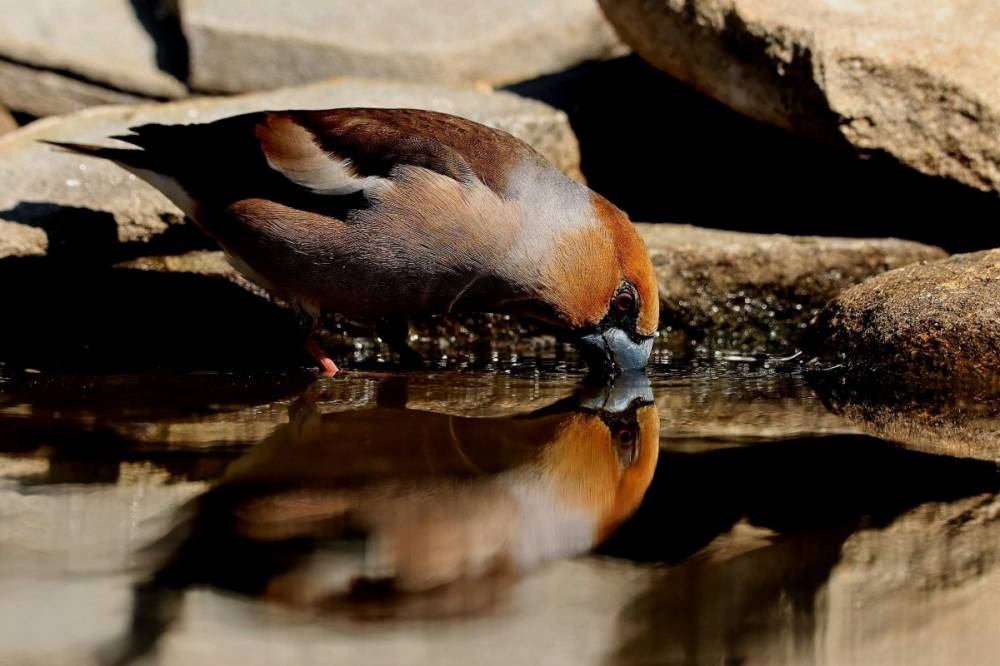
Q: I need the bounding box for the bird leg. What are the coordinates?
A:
[375,317,424,367]
[294,304,338,376]
[305,338,339,377]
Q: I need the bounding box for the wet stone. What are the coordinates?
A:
[637,223,946,354]
[813,249,1000,399]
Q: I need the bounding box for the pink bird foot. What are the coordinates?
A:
[304,338,338,376]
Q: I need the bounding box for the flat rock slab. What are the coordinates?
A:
[814,249,1000,397]
[637,223,945,352]
[181,0,623,92]
[600,0,1000,195]
[0,79,580,259]
[0,59,149,119]
[0,0,186,114]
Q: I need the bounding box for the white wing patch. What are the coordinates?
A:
[255,113,382,196]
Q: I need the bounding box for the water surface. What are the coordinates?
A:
[2,360,999,665]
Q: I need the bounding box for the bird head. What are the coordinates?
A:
[525,192,659,376]
[540,373,660,544]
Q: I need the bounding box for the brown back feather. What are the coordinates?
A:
[283,108,543,195]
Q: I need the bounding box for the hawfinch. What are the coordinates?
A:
[51,109,659,375]
[110,375,657,661]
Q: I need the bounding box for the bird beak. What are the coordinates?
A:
[575,327,653,376]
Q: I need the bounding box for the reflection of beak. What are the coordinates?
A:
[578,371,653,469]
[578,370,653,412]
[575,327,653,375]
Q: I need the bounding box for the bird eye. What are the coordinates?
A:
[611,423,639,467]
[615,290,635,312]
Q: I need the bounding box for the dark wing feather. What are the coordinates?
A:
[46,109,544,215]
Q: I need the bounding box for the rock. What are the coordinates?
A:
[636,223,946,353]
[814,250,1000,397]
[599,0,1000,195]
[0,78,581,261]
[0,59,148,118]
[0,105,18,136]
[0,220,46,258]
[181,0,623,93]
[0,0,186,115]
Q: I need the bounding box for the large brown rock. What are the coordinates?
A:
[0,79,581,261]
[599,0,1000,195]
[637,223,946,352]
[0,0,186,116]
[181,0,624,93]
[814,250,1000,396]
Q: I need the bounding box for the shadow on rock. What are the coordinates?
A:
[0,260,304,372]
[2,201,211,263]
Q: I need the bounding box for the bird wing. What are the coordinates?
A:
[255,108,540,198]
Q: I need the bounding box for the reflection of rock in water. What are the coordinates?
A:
[601,435,1000,665]
[106,376,658,665]
[814,376,1000,461]
[654,367,858,446]
[0,371,579,484]
[825,493,1000,664]
[836,403,1000,463]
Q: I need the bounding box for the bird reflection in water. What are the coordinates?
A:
[109,374,658,664]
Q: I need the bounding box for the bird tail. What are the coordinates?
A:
[43,129,200,218]
[42,138,158,171]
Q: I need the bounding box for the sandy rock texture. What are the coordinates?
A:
[637,223,945,352]
[599,0,1000,194]
[814,250,1000,396]
[181,0,624,92]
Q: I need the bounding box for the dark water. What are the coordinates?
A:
[2,359,999,665]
